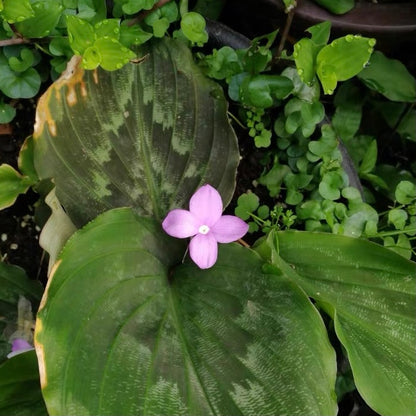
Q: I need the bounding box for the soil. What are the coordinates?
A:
[0,100,47,282]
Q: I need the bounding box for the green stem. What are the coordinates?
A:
[179,0,189,16]
[375,228,416,238]
[227,111,246,129]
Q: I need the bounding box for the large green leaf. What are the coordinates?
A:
[0,350,47,416]
[267,231,416,416]
[33,38,239,226]
[358,51,416,102]
[35,208,337,416]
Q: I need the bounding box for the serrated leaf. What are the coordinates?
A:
[317,36,375,94]
[358,51,416,102]
[268,230,416,416]
[35,208,337,416]
[33,38,240,227]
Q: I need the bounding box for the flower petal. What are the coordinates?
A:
[189,184,223,226]
[7,338,34,359]
[211,215,249,243]
[189,233,218,269]
[12,338,32,352]
[162,209,199,238]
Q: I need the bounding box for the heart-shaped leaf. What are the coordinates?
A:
[33,38,239,226]
[268,230,416,416]
[35,208,337,416]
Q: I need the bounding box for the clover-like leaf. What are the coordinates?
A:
[0,62,41,99]
[180,12,208,44]
[35,208,337,416]
[33,38,240,227]
[0,100,16,123]
[240,74,293,108]
[395,180,416,205]
[235,191,259,220]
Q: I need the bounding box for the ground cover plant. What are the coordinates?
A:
[0,1,415,415]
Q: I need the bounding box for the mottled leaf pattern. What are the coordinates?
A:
[35,208,337,416]
[274,231,416,416]
[33,38,239,226]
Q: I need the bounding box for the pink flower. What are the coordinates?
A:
[7,338,34,358]
[162,184,248,269]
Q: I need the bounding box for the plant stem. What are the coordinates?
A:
[0,37,30,47]
[273,4,296,62]
[375,228,416,237]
